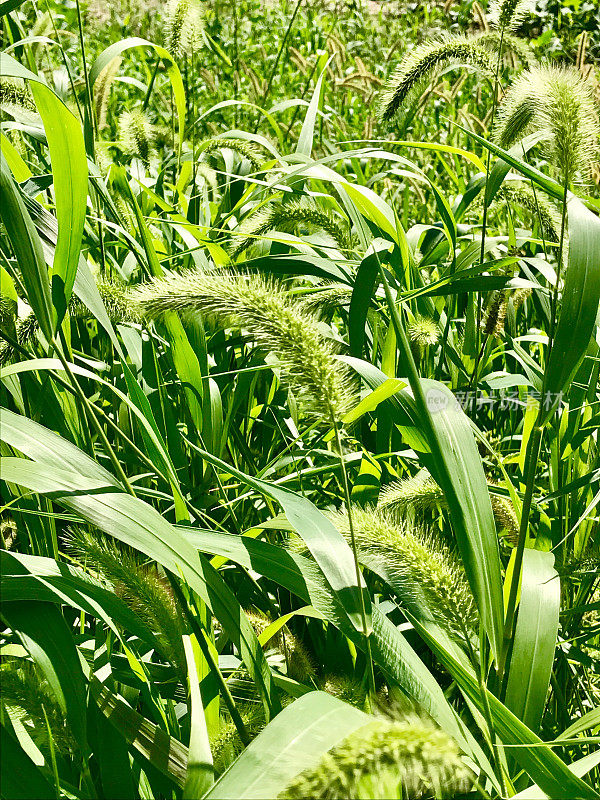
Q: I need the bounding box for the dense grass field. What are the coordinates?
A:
[0,0,599,797]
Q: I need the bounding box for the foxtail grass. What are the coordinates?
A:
[379,35,495,122]
[488,0,535,31]
[379,470,519,540]
[65,528,186,676]
[198,137,266,172]
[247,609,316,682]
[165,0,203,58]
[132,268,354,421]
[278,714,471,799]
[119,109,154,166]
[494,66,600,185]
[232,198,350,258]
[328,506,479,639]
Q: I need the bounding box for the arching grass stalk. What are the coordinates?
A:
[133,268,376,692]
[167,574,251,747]
[51,337,135,496]
[331,416,376,703]
[495,66,599,678]
[470,37,505,390]
[253,0,304,134]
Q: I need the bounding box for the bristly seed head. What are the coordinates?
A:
[379,34,495,122]
[408,315,440,349]
[330,505,479,639]
[278,714,472,799]
[494,65,600,185]
[119,109,154,166]
[488,0,536,32]
[131,268,355,421]
[165,0,203,58]
[232,198,351,258]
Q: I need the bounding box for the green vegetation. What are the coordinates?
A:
[1,0,599,798]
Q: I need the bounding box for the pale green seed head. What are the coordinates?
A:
[408,315,440,349]
[494,66,600,184]
[279,715,471,799]
[165,0,203,57]
[232,198,350,258]
[118,109,154,166]
[488,0,535,31]
[199,137,265,173]
[379,35,495,122]
[321,674,367,709]
[331,505,479,639]
[132,269,355,420]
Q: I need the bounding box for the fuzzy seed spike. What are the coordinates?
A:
[488,0,535,31]
[408,315,440,349]
[379,35,495,122]
[278,714,472,799]
[496,185,563,243]
[1,662,76,755]
[119,109,154,166]
[476,31,535,66]
[232,198,350,258]
[131,268,355,421]
[484,290,509,337]
[198,137,266,172]
[0,78,36,114]
[93,56,122,131]
[494,66,600,184]
[65,528,186,676]
[165,0,203,58]
[330,506,478,639]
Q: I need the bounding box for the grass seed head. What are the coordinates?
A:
[488,0,536,31]
[119,109,154,166]
[279,714,471,799]
[232,198,350,258]
[331,505,479,639]
[0,78,36,115]
[165,0,203,58]
[132,268,355,421]
[65,528,186,677]
[198,137,265,172]
[494,66,600,184]
[408,315,440,349]
[379,35,495,122]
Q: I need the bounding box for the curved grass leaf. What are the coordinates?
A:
[505,550,560,733]
[541,196,600,424]
[89,38,186,150]
[205,691,371,800]
[0,456,281,720]
[0,52,87,324]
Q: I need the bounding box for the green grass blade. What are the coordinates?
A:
[0,153,54,341]
[0,455,281,720]
[205,691,370,800]
[504,550,560,733]
[541,196,600,423]
[89,38,186,151]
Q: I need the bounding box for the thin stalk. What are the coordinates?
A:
[142,59,160,111]
[74,0,107,275]
[471,28,505,389]
[52,340,136,496]
[547,173,570,350]
[43,0,83,122]
[74,0,96,151]
[168,576,251,746]
[499,421,543,681]
[253,0,303,134]
[331,415,376,703]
